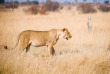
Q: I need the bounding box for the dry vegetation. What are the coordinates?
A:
[77,3,97,13]
[25,6,46,15]
[43,1,59,11]
[0,5,110,74]
[98,4,110,12]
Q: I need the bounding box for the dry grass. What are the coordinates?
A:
[0,6,110,74]
[77,3,97,13]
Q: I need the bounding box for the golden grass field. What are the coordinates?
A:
[0,6,110,74]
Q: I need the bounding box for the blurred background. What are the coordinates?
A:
[2,0,110,4]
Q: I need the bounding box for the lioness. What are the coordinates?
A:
[4,28,72,55]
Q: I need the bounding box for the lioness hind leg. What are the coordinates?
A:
[19,36,30,51]
[20,42,28,50]
[26,43,31,52]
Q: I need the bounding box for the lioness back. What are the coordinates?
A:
[19,30,50,48]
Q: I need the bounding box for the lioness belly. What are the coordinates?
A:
[31,42,37,46]
[31,42,46,47]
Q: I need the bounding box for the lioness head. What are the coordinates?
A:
[62,28,72,40]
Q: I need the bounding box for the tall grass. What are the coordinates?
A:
[0,7,110,74]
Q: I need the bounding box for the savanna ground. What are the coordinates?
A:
[0,6,110,74]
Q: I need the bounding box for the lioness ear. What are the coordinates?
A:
[63,28,66,32]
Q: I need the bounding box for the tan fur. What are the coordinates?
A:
[6,28,72,55]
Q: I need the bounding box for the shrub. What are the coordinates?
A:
[77,3,97,13]
[28,5,39,14]
[5,2,19,8]
[39,7,47,14]
[98,4,110,12]
[25,6,46,15]
[60,6,63,10]
[43,1,59,11]
[32,1,39,5]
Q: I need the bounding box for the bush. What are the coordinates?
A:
[77,3,97,13]
[32,1,39,5]
[44,1,59,11]
[5,2,19,8]
[25,6,46,15]
[98,4,110,12]
[28,6,39,14]
[39,7,46,14]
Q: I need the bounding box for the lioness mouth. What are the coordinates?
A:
[66,37,68,40]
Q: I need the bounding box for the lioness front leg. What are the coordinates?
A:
[48,44,55,56]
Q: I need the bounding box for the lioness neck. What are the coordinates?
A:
[57,29,63,38]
